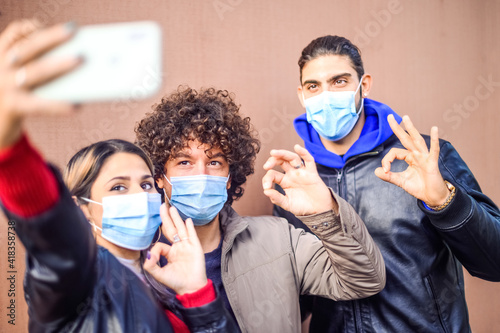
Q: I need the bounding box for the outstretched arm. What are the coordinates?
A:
[0,20,96,325]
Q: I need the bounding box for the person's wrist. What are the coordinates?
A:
[425,181,456,211]
[0,117,23,150]
[176,277,208,295]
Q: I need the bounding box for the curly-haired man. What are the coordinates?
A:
[135,86,386,332]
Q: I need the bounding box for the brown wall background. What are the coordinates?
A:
[1,0,499,331]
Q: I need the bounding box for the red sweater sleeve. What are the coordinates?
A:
[176,279,216,308]
[0,133,60,217]
[164,280,217,333]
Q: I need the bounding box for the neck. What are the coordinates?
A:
[95,235,141,260]
[195,216,222,253]
[320,111,366,156]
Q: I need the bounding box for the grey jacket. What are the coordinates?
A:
[218,189,386,333]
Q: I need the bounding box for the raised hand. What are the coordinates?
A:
[262,144,337,216]
[0,19,81,149]
[374,114,450,207]
[143,203,207,295]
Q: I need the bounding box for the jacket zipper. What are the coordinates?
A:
[338,152,380,333]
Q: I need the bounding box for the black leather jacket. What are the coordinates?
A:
[275,134,500,333]
[2,171,238,332]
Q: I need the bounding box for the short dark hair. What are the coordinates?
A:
[135,86,261,205]
[298,35,364,83]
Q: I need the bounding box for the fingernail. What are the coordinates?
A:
[64,21,77,34]
[147,251,151,260]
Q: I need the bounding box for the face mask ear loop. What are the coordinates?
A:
[163,174,174,205]
[79,197,103,233]
[88,221,102,233]
[80,197,102,206]
[354,76,365,115]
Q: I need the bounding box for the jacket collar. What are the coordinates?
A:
[219,205,248,242]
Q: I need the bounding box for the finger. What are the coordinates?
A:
[160,203,177,243]
[10,22,77,67]
[169,206,188,239]
[144,243,172,282]
[184,218,201,246]
[429,126,440,161]
[401,115,428,153]
[374,167,404,188]
[388,114,415,151]
[143,243,167,268]
[263,187,286,207]
[262,155,279,171]
[0,19,40,55]
[374,167,391,183]
[267,149,303,172]
[380,148,410,173]
[23,55,82,89]
[293,144,315,169]
[14,92,79,116]
[262,169,284,190]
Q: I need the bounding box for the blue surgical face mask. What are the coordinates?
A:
[303,78,364,141]
[163,174,229,226]
[81,192,162,251]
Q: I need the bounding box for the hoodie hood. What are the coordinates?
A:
[294,98,402,169]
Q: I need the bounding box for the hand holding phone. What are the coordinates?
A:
[34,21,163,103]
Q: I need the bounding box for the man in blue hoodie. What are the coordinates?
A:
[274,35,500,332]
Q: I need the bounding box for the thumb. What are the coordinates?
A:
[374,167,390,182]
[143,251,162,279]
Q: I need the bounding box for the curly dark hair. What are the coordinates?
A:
[135,86,261,205]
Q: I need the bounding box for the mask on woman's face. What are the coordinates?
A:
[303,78,364,141]
[81,192,162,250]
[163,174,229,226]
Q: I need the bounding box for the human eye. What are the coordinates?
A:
[141,182,153,190]
[334,79,348,86]
[307,84,318,93]
[110,184,127,191]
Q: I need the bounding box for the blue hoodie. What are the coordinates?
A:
[294,98,402,169]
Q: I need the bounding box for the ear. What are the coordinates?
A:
[361,74,373,98]
[156,177,165,190]
[297,85,306,108]
[75,198,92,221]
[226,175,232,190]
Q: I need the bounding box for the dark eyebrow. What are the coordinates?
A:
[208,152,227,160]
[172,152,191,159]
[302,79,320,86]
[302,72,352,87]
[327,72,352,84]
[105,175,153,185]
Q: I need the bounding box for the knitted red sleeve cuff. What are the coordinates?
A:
[0,133,60,217]
[175,279,216,308]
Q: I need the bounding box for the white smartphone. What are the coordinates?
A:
[34,21,162,103]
